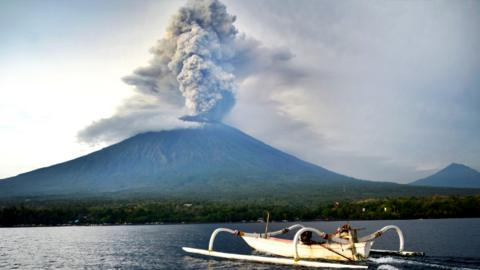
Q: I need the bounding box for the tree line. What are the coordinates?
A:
[0,195,478,227]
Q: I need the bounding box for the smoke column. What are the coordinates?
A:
[79,0,295,143]
[124,0,237,122]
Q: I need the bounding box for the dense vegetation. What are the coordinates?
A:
[0,195,479,227]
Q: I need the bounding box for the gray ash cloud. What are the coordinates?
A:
[79,0,297,143]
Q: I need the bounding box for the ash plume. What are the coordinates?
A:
[79,0,298,143]
[124,0,237,122]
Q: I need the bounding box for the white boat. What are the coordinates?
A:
[183,222,424,268]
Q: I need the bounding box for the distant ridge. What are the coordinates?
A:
[410,163,480,188]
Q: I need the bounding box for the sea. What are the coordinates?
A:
[0,218,479,269]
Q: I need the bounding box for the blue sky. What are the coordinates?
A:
[0,0,479,183]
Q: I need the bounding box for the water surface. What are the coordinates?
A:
[0,218,479,269]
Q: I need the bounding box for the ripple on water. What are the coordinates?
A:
[377,265,401,270]
[0,219,479,270]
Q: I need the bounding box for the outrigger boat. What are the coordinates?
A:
[183,222,424,268]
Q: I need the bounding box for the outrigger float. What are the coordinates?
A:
[183,222,424,268]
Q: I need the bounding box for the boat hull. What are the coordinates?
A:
[241,235,373,262]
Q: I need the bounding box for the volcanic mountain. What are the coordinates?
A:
[410,163,480,188]
[0,123,347,197]
[0,123,474,199]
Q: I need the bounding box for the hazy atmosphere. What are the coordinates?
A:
[1,0,479,183]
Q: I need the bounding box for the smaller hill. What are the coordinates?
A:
[410,163,480,188]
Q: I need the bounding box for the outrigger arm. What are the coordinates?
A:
[360,225,424,256]
[208,224,306,251]
[292,227,349,261]
[358,225,404,251]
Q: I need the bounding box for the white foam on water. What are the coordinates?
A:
[377,264,400,270]
[369,257,403,264]
[369,256,480,270]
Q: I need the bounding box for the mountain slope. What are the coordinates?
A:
[0,123,361,198]
[410,163,480,188]
[0,124,476,200]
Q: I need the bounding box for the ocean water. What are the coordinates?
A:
[0,218,479,269]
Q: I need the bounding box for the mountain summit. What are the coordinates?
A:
[410,163,480,188]
[0,123,360,198]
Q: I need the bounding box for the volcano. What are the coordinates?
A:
[0,123,473,199]
[0,123,355,197]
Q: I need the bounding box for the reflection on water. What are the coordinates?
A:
[0,218,479,269]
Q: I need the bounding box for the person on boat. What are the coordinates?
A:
[300,231,324,245]
[334,224,352,240]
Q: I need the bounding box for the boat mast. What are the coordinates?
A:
[264,211,270,238]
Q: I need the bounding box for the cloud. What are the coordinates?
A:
[78,0,300,144]
[224,0,480,182]
[78,94,199,144]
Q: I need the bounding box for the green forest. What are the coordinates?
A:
[0,195,479,227]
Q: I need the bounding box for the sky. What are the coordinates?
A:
[0,0,479,183]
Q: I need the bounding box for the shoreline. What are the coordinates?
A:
[2,216,479,229]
